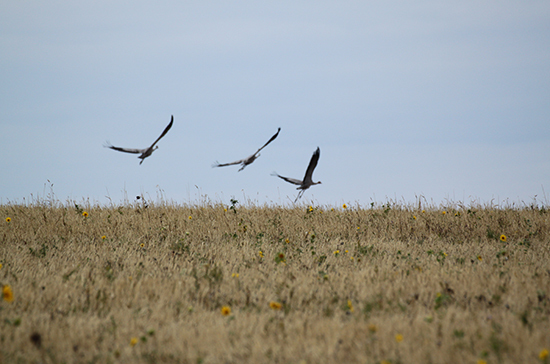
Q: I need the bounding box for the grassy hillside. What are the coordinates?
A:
[1,201,549,363]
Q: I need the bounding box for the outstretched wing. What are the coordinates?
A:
[103,142,144,154]
[271,172,302,186]
[253,127,281,155]
[149,115,174,149]
[302,147,320,185]
[212,159,245,168]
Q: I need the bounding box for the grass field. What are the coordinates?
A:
[1,199,549,364]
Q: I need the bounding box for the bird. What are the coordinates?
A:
[271,147,321,202]
[104,115,174,165]
[212,127,281,171]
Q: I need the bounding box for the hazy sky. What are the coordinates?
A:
[1,1,549,207]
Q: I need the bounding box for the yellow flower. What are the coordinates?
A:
[442,211,446,215]
[231,273,239,278]
[82,211,89,217]
[258,251,264,258]
[221,306,231,316]
[477,255,482,261]
[188,216,192,220]
[285,238,290,244]
[140,243,145,248]
[345,250,349,253]
[500,234,507,242]
[331,208,334,211]
[477,360,487,364]
[368,324,377,333]
[101,235,106,240]
[356,226,360,230]
[5,217,11,223]
[540,348,549,360]
[130,337,138,346]
[342,203,347,209]
[333,250,340,255]
[0,263,2,269]
[2,285,13,302]
[308,206,313,212]
[443,252,447,257]
[224,208,227,212]
[413,215,417,220]
[395,333,403,343]
[269,301,282,310]
[347,300,354,312]
[422,210,426,213]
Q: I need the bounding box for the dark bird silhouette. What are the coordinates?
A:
[104,115,174,165]
[213,127,281,171]
[272,147,321,202]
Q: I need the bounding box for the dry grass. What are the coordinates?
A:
[1,200,549,364]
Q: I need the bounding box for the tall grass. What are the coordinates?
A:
[1,200,549,363]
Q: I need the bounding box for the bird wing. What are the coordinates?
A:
[212,159,245,168]
[253,127,281,155]
[104,142,144,154]
[271,172,302,186]
[148,115,174,149]
[302,147,320,184]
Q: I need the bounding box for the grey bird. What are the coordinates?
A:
[212,127,281,171]
[104,115,174,165]
[271,147,322,202]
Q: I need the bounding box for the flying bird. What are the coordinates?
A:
[212,127,281,171]
[104,115,174,165]
[271,147,321,202]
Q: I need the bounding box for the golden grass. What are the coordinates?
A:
[1,202,549,363]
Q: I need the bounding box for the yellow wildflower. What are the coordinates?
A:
[140,243,145,248]
[5,217,11,223]
[0,263,2,269]
[231,273,239,278]
[540,348,549,360]
[258,251,264,258]
[2,285,14,302]
[285,238,290,244]
[477,360,487,364]
[221,306,231,316]
[333,250,340,255]
[188,216,192,220]
[442,211,446,215]
[500,234,507,242]
[342,203,347,209]
[101,235,106,240]
[477,255,482,261]
[130,337,138,346]
[82,211,88,217]
[368,324,377,332]
[269,301,282,310]
[347,300,354,312]
[413,215,416,220]
[308,206,313,212]
[395,333,403,343]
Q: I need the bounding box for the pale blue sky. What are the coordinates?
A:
[1,1,549,207]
